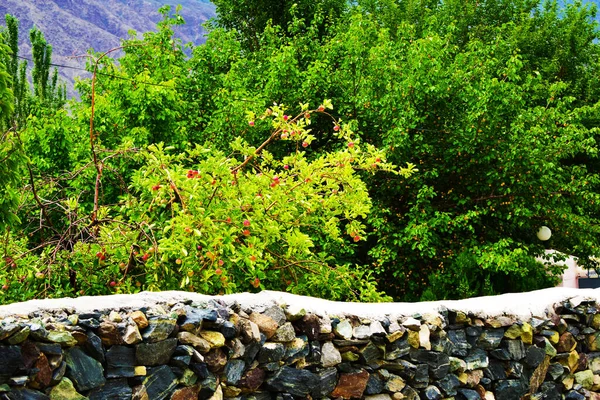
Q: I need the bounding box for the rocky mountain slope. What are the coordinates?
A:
[0,0,216,96]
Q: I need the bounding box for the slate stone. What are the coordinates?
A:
[180,307,217,332]
[409,349,449,379]
[0,346,23,377]
[365,373,384,395]
[507,361,523,378]
[494,379,527,400]
[447,330,470,357]
[106,346,136,378]
[77,319,100,330]
[386,337,410,360]
[2,388,50,400]
[0,321,21,341]
[539,382,562,400]
[263,306,287,325]
[464,348,489,370]
[37,344,62,356]
[198,372,218,398]
[438,373,461,396]
[136,338,177,366]
[477,328,505,350]
[64,347,106,392]
[257,342,285,364]
[51,361,67,385]
[490,348,511,360]
[525,346,546,368]
[169,355,191,369]
[457,388,481,400]
[413,364,429,388]
[47,331,77,347]
[547,362,564,381]
[84,331,105,363]
[424,385,442,400]
[88,378,133,400]
[315,367,338,397]
[565,390,586,400]
[265,366,320,397]
[219,321,237,340]
[285,336,309,361]
[306,341,322,364]
[28,324,49,341]
[190,363,209,380]
[6,327,30,345]
[243,341,262,365]
[360,341,382,363]
[483,359,507,381]
[141,316,177,343]
[224,359,245,385]
[142,366,177,400]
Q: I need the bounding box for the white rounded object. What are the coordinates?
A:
[537,226,552,241]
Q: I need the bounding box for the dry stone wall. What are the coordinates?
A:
[0,289,600,399]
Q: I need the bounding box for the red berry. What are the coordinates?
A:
[318,105,325,112]
[250,255,256,262]
[353,235,360,242]
[283,115,289,121]
[304,112,310,119]
[243,229,251,236]
[249,121,255,126]
[109,281,117,287]
[152,184,161,191]
[243,219,251,227]
[215,268,223,275]
[281,133,289,139]
[348,142,354,148]
[142,253,150,261]
[251,278,260,288]
[96,251,104,259]
[218,259,224,266]
[302,142,309,148]
[270,182,277,188]
[1,284,8,290]
[283,165,289,170]
[333,125,340,131]
[226,217,232,223]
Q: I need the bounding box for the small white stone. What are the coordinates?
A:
[370,320,386,336]
[321,341,342,367]
[419,324,431,350]
[353,325,371,340]
[402,317,421,331]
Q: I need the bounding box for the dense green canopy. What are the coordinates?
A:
[1,0,600,302]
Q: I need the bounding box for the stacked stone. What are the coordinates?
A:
[2,296,600,399]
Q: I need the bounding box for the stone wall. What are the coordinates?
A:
[0,288,599,399]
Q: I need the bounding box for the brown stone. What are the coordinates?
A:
[557,332,577,353]
[331,369,370,399]
[205,348,228,372]
[130,311,149,329]
[132,384,149,400]
[529,355,551,394]
[30,353,52,389]
[21,341,41,369]
[238,319,261,343]
[170,385,200,400]
[177,332,211,353]
[249,313,278,339]
[98,321,122,346]
[296,314,321,340]
[239,368,266,392]
[71,331,88,346]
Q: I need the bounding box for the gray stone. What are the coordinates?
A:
[224,359,246,385]
[360,341,382,363]
[271,322,296,342]
[447,330,470,357]
[353,325,371,340]
[504,339,526,360]
[0,345,23,377]
[64,347,106,392]
[4,388,50,399]
[106,346,136,378]
[365,373,384,395]
[315,367,337,397]
[438,374,461,396]
[285,336,309,361]
[334,319,353,340]
[136,338,177,366]
[321,341,342,367]
[263,306,287,325]
[525,345,546,368]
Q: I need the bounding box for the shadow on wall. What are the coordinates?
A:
[538,249,600,289]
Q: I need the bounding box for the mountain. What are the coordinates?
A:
[0,0,216,96]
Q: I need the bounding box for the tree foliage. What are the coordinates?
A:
[2,0,600,303]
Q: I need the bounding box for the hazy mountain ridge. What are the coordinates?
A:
[0,0,216,96]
